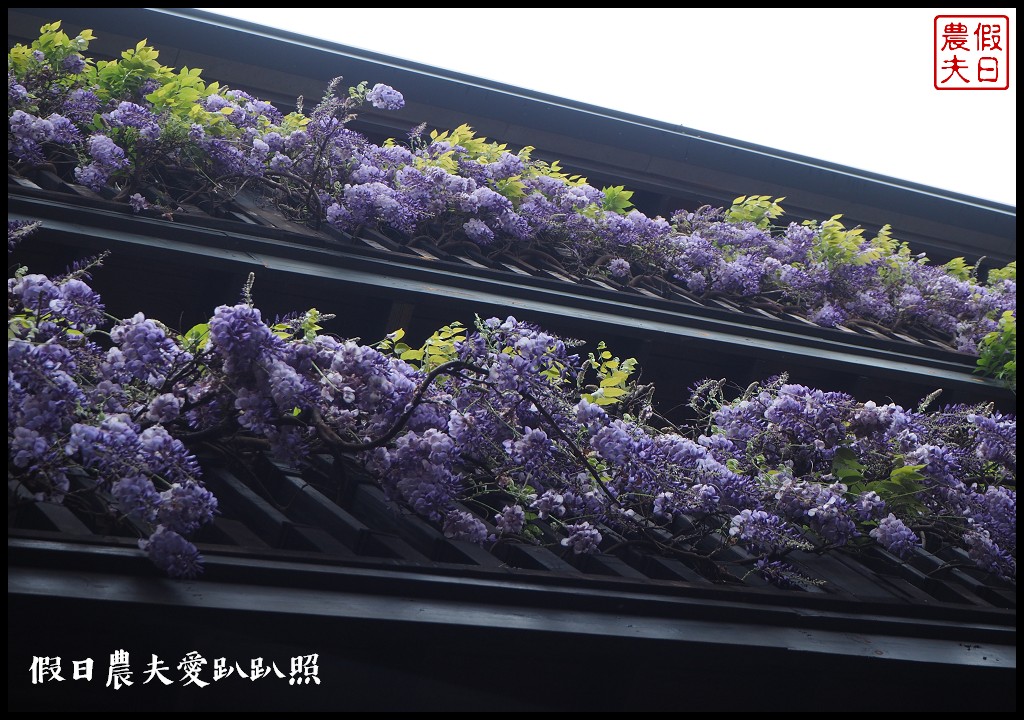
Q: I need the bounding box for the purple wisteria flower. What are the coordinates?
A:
[157,482,219,534]
[443,509,490,543]
[561,522,602,554]
[141,526,204,579]
[463,218,494,245]
[810,303,848,328]
[104,101,160,139]
[607,257,630,279]
[128,193,150,213]
[870,513,919,558]
[494,504,526,536]
[530,489,566,519]
[108,312,190,387]
[964,530,1015,580]
[729,509,792,553]
[61,53,86,74]
[62,88,101,123]
[145,393,182,423]
[9,110,80,165]
[8,74,29,106]
[208,303,277,375]
[112,475,161,524]
[10,427,49,470]
[368,429,462,522]
[366,83,405,111]
[74,134,129,190]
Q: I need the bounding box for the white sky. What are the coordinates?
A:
[200,8,1016,207]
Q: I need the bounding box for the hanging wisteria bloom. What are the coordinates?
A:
[494,505,526,536]
[443,509,490,543]
[561,522,602,554]
[141,526,204,579]
[366,83,405,111]
[128,193,149,213]
[607,257,630,279]
[870,514,919,558]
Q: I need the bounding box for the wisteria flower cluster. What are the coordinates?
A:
[8,220,1016,584]
[8,224,213,578]
[7,22,1016,387]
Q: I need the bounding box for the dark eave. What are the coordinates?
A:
[10,538,1015,664]
[8,7,1016,268]
[7,536,1016,711]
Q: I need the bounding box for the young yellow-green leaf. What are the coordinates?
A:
[541,367,561,382]
[890,465,926,486]
[183,322,210,351]
[600,372,629,387]
[601,185,635,214]
[988,261,1016,284]
[942,257,974,281]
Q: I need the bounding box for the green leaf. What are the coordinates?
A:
[975,310,1016,389]
[845,481,867,496]
[942,256,973,281]
[831,447,866,480]
[875,481,905,497]
[889,464,926,485]
[724,194,786,230]
[601,185,635,214]
[600,372,629,387]
[183,322,210,351]
[988,261,1016,284]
